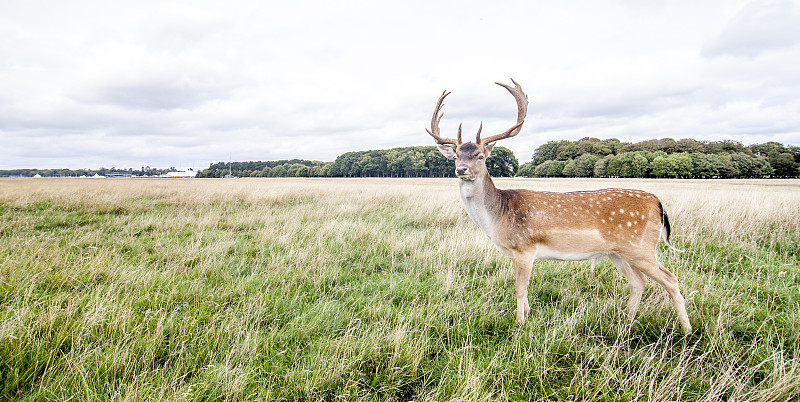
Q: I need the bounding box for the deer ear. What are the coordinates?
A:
[436,144,458,160]
[483,142,495,157]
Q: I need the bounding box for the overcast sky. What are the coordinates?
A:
[2,0,799,170]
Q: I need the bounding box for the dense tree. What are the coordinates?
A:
[572,153,601,177]
[605,152,649,178]
[424,147,451,177]
[772,153,799,178]
[533,160,552,177]
[714,154,738,178]
[650,153,693,178]
[650,155,675,178]
[532,141,559,164]
[555,141,580,161]
[705,140,749,155]
[316,146,519,178]
[546,160,567,177]
[574,137,622,156]
[562,159,576,177]
[593,155,613,178]
[326,146,455,178]
[486,146,518,177]
[195,159,326,178]
[750,141,786,158]
[516,162,536,177]
[622,139,674,154]
[676,138,705,154]
[575,137,601,155]
[270,165,288,177]
[690,153,719,179]
[520,137,795,179]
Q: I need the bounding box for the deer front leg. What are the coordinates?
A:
[512,252,535,323]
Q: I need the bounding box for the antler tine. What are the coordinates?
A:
[479,79,529,145]
[426,90,460,146]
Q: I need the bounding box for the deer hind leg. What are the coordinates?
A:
[607,254,646,320]
[589,255,604,272]
[512,252,535,323]
[625,255,692,334]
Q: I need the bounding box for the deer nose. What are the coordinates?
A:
[455,166,468,176]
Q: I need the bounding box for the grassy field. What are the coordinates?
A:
[1,177,799,401]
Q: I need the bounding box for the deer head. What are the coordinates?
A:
[426,79,528,180]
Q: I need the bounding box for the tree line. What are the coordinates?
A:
[195,159,329,178]
[0,166,177,178]
[195,146,519,178]
[517,138,800,178]
[326,146,518,177]
[6,138,797,179]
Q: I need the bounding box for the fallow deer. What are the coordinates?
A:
[426,79,692,334]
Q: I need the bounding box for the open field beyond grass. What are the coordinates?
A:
[1,177,799,401]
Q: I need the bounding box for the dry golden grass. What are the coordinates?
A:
[4,177,798,235]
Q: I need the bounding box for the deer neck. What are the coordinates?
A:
[458,172,503,240]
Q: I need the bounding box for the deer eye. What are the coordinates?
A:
[477,154,485,160]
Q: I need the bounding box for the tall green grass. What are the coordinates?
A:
[1,178,798,401]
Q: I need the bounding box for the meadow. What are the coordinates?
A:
[1,177,798,401]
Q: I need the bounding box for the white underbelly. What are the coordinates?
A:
[534,246,607,262]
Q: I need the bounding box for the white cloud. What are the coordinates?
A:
[702,0,800,59]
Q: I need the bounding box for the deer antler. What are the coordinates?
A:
[426,90,460,145]
[477,79,529,145]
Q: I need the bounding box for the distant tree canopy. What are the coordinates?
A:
[0,166,177,178]
[7,138,797,179]
[325,146,517,178]
[192,146,518,178]
[518,137,799,179]
[195,159,328,178]
[486,146,519,177]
